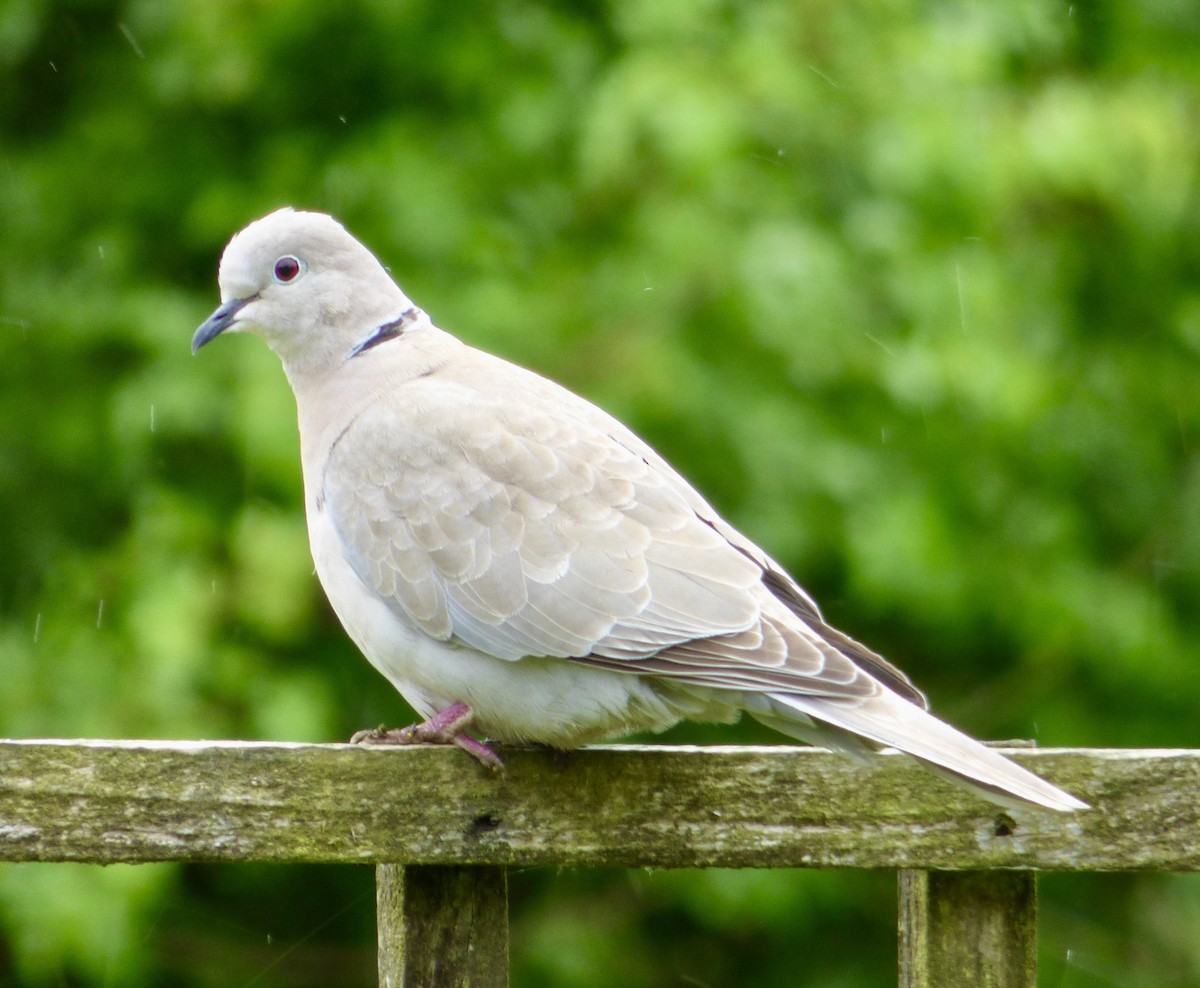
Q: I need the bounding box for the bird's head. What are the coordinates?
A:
[192,208,415,379]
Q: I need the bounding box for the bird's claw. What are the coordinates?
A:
[350,702,505,772]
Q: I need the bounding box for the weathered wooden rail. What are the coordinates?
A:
[1,740,1197,986]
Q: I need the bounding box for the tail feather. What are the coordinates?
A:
[766,690,1088,813]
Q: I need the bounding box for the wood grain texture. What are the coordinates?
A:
[0,740,1196,870]
[377,864,508,988]
[899,870,1036,988]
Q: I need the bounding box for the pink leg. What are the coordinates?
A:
[351,702,504,771]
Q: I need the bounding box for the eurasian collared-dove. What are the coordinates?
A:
[193,208,1086,813]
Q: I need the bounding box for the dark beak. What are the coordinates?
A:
[192,295,255,353]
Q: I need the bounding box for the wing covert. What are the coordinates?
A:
[322,387,763,662]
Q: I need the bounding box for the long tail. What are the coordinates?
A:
[763,689,1088,812]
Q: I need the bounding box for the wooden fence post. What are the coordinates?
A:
[377,864,509,988]
[898,870,1036,988]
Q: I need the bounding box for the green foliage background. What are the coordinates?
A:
[2,0,1199,984]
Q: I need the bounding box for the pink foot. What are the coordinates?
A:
[351,702,504,771]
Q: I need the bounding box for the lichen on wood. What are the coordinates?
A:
[0,739,1196,871]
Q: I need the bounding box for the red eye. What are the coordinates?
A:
[274,256,302,282]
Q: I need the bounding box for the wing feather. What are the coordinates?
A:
[322,377,889,702]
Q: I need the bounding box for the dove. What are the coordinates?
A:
[192,207,1086,812]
